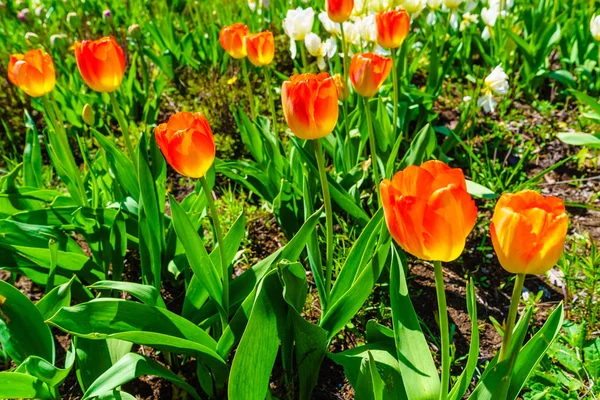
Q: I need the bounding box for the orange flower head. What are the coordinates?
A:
[333,73,349,101]
[219,23,249,59]
[74,36,126,92]
[7,49,55,97]
[281,72,339,140]
[376,9,410,49]
[245,31,275,66]
[381,161,478,262]
[155,112,216,179]
[490,190,568,275]
[349,52,392,98]
[327,0,354,23]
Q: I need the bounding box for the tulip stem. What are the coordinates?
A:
[363,96,381,207]
[264,66,277,135]
[299,41,308,73]
[391,49,400,145]
[433,260,450,400]
[200,176,229,331]
[108,91,136,162]
[313,139,334,296]
[241,58,256,119]
[339,23,351,146]
[499,273,525,362]
[41,96,88,207]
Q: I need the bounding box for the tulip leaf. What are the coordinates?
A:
[0,280,55,365]
[389,246,440,400]
[23,109,43,188]
[399,124,436,169]
[465,180,497,199]
[82,353,201,400]
[355,351,386,400]
[0,372,53,399]
[557,132,600,149]
[88,281,167,309]
[14,354,74,387]
[36,276,76,319]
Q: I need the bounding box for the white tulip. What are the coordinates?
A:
[283,7,315,58]
[343,21,361,45]
[591,15,600,41]
[427,0,443,9]
[459,12,478,31]
[404,0,426,15]
[355,15,378,43]
[484,64,509,95]
[319,11,341,36]
[443,0,462,11]
[477,91,497,113]
[304,33,337,70]
[481,6,498,27]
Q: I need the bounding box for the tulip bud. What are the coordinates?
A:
[333,73,349,101]
[50,33,68,50]
[128,24,141,41]
[24,32,40,45]
[82,104,95,126]
[18,8,31,23]
[35,5,45,17]
[66,12,81,30]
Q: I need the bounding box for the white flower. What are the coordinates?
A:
[319,11,341,36]
[304,33,337,70]
[459,12,478,31]
[404,0,426,15]
[482,26,491,40]
[427,0,442,9]
[443,0,462,11]
[355,15,378,44]
[591,15,600,41]
[481,6,498,27]
[484,64,509,95]
[463,95,472,102]
[283,7,315,58]
[426,11,437,25]
[477,91,497,113]
[449,11,459,30]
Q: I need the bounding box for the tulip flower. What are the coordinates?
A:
[349,52,392,98]
[281,72,338,300]
[158,112,228,330]
[7,49,55,97]
[245,31,275,67]
[155,112,216,179]
[74,36,126,93]
[490,190,568,275]
[304,33,337,71]
[492,190,568,396]
[281,72,338,140]
[283,7,315,62]
[381,160,477,397]
[245,31,277,133]
[375,9,410,49]
[219,23,249,59]
[327,0,354,23]
[477,64,509,113]
[591,15,600,41]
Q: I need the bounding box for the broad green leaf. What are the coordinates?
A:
[0,280,55,365]
[557,132,600,149]
[355,351,385,400]
[82,353,200,400]
[36,276,75,319]
[0,372,53,399]
[466,180,497,199]
[399,124,436,169]
[88,281,166,309]
[23,110,42,188]
[228,271,287,400]
[389,246,440,399]
[14,355,73,387]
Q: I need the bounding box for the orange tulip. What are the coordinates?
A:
[327,0,354,23]
[349,52,392,98]
[219,23,249,59]
[281,72,339,140]
[245,31,275,66]
[381,161,477,262]
[376,9,410,49]
[74,36,126,92]
[7,49,55,97]
[490,190,568,275]
[155,112,215,179]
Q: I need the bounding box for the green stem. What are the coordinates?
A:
[339,22,351,146]
[137,41,150,95]
[391,49,400,143]
[41,96,87,206]
[108,91,136,161]
[299,41,308,73]
[242,58,256,119]
[264,66,277,135]
[434,260,450,400]
[340,23,349,84]
[363,96,381,207]
[499,273,526,362]
[313,139,334,296]
[200,176,229,331]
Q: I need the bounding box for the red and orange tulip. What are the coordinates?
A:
[7,49,55,97]
[281,72,339,140]
[74,36,126,92]
[349,52,392,98]
[327,0,354,23]
[219,23,249,59]
[245,31,275,67]
[381,161,478,262]
[490,190,568,275]
[376,9,410,49]
[155,112,216,179]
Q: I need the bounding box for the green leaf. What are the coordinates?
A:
[14,355,73,387]
[355,351,385,400]
[88,281,166,308]
[0,280,55,365]
[23,110,42,188]
[0,372,53,399]
[36,276,75,319]
[389,246,440,400]
[82,353,201,400]
[399,124,436,169]
[465,180,497,199]
[557,132,600,149]
[228,271,287,400]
